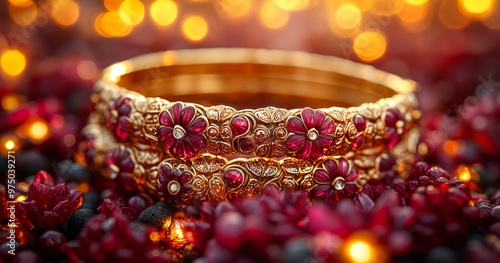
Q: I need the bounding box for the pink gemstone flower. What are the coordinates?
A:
[17,171,82,230]
[107,146,136,193]
[311,158,359,206]
[158,103,208,158]
[108,96,132,141]
[157,163,193,206]
[286,108,335,159]
[383,108,407,148]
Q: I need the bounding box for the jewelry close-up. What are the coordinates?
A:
[80,48,421,205]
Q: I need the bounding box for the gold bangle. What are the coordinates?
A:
[81,48,421,205]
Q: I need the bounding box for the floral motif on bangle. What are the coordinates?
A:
[157,102,208,158]
[383,108,407,149]
[311,158,359,206]
[107,146,136,193]
[108,96,132,141]
[157,163,193,206]
[285,108,335,159]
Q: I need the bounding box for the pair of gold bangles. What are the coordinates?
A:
[80,48,421,206]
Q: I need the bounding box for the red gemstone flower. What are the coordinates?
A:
[158,102,208,158]
[108,96,132,141]
[107,146,136,193]
[311,158,359,206]
[383,108,407,148]
[286,108,335,159]
[17,171,82,230]
[157,163,193,206]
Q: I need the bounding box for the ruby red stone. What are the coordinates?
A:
[352,136,363,148]
[237,138,253,152]
[353,115,366,132]
[378,155,396,171]
[384,127,399,149]
[231,117,249,136]
[224,169,244,188]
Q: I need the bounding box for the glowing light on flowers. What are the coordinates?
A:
[16,195,27,202]
[460,0,492,15]
[9,0,37,26]
[1,49,26,76]
[260,1,289,29]
[50,0,80,26]
[353,31,387,62]
[335,4,362,30]
[273,0,309,11]
[457,166,472,182]
[348,241,373,263]
[150,0,178,26]
[119,0,145,26]
[182,15,208,41]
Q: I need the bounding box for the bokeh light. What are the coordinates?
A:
[460,0,493,16]
[119,0,145,26]
[151,0,178,26]
[182,15,208,41]
[9,0,37,26]
[398,0,432,32]
[353,31,387,61]
[5,140,15,150]
[77,60,98,80]
[96,11,133,38]
[405,0,427,5]
[28,120,50,142]
[372,0,403,16]
[348,241,373,263]
[218,0,252,17]
[51,0,80,26]
[340,0,374,12]
[273,0,309,11]
[1,49,26,76]
[260,1,289,29]
[335,4,362,30]
[1,94,24,111]
[439,0,470,29]
[105,0,125,11]
[458,166,472,182]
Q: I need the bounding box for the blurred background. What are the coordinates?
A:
[0,0,499,189]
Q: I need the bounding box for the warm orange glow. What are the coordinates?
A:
[398,1,428,23]
[460,0,492,15]
[5,140,15,150]
[28,120,49,141]
[104,0,125,11]
[405,0,427,5]
[105,62,130,82]
[457,166,472,182]
[119,0,145,26]
[335,4,362,30]
[273,0,309,11]
[150,232,161,242]
[162,51,176,65]
[1,94,23,111]
[16,196,27,202]
[372,0,403,16]
[439,0,470,29]
[260,1,289,29]
[9,0,37,26]
[339,0,374,12]
[348,241,373,263]
[77,60,98,80]
[353,31,387,61]
[97,11,133,38]
[218,0,252,17]
[174,225,184,239]
[182,15,208,41]
[443,140,464,156]
[63,134,76,147]
[150,0,178,26]
[1,49,26,76]
[9,0,33,6]
[51,0,79,26]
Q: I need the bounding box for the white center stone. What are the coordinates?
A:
[173,125,186,140]
[168,181,181,195]
[333,179,345,191]
[307,129,319,141]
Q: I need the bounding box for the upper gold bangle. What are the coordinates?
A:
[91,48,419,160]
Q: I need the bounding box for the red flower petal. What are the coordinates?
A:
[183,141,198,158]
[158,126,175,148]
[344,168,358,182]
[301,108,315,130]
[16,202,34,229]
[318,135,334,149]
[345,184,359,195]
[186,134,207,150]
[171,140,185,157]
[384,127,400,149]
[171,103,183,125]
[286,134,306,151]
[315,169,333,184]
[33,170,54,187]
[179,171,193,184]
[296,141,312,159]
[181,105,196,127]
[287,117,307,133]
[323,159,339,178]
[120,153,135,173]
[26,201,45,229]
[159,111,174,127]
[43,211,60,229]
[118,103,131,116]
[314,110,326,129]
[52,200,71,223]
[311,141,324,159]
[160,164,173,178]
[311,185,332,199]
[48,184,69,210]
[187,118,207,134]
[337,159,350,177]
[28,183,51,204]
[326,191,345,205]
[319,117,335,134]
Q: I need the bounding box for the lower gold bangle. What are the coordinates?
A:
[79,120,420,206]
